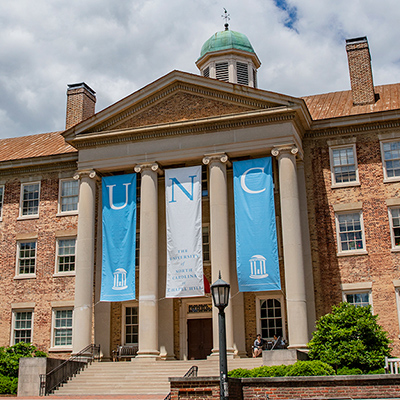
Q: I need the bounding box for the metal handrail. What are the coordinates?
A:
[39,343,100,396]
[164,365,198,400]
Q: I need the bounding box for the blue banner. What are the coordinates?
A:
[101,173,137,301]
[233,158,281,292]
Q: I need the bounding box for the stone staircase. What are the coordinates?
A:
[53,358,263,396]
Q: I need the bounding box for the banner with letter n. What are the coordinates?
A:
[101,173,137,302]
[165,166,204,298]
[233,157,281,292]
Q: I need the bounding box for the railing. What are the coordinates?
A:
[385,356,400,373]
[164,365,198,400]
[39,344,100,396]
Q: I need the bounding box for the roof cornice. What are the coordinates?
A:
[0,153,78,176]
[305,109,400,138]
[68,107,307,149]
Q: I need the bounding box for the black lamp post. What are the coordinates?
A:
[211,272,230,400]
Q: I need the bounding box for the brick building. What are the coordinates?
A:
[1,28,400,360]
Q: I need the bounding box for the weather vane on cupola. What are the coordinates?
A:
[222,8,230,30]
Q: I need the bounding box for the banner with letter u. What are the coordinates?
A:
[233,157,281,292]
[165,166,204,298]
[101,173,137,302]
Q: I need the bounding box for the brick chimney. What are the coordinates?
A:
[346,37,376,106]
[65,82,96,129]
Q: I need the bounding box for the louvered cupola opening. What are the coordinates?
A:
[236,62,249,85]
[203,66,210,78]
[216,62,229,82]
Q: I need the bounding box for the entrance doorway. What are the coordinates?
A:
[187,318,213,360]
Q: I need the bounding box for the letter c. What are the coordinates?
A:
[240,167,266,194]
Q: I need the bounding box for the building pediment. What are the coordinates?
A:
[63,70,309,146]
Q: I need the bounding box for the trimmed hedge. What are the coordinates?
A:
[228,360,335,378]
[0,375,18,395]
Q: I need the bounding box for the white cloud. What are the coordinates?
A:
[0,0,400,138]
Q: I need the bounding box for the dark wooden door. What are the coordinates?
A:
[187,318,213,360]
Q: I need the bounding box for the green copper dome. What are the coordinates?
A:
[199,29,255,59]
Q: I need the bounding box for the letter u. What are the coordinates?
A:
[107,183,131,210]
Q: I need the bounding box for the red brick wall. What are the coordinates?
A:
[304,130,400,354]
[170,375,400,400]
[0,172,77,356]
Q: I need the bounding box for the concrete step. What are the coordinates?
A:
[53,358,264,396]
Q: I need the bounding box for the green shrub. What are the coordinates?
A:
[286,360,335,376]
[228,368,253,378]
[367,368,385,374]
[0,375,18,394]
[308,302,391,372]
[251,365,291,377]
[337,366,363,375]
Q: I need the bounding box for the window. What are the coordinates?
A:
[124,306,138,345]
[56,238,76,273]
[236,62,249,85]
[13,310,33,344]
[259,298,283,339]
[382,141,400,181]
[202,225,210,262]
[20,182,40,217]
[336,212,365,253]
[389,207,400,249]
[0,185,3,220]
[330,145,358,187]
[203,66,210,78]
[344,292,371,308]
[202,166,208,197]
[53,309,73,347]
[16,241,36,276]
[59,179,79,213]
[253,69,257,88]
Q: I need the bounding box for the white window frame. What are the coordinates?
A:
[329,144,359,188]
[334,209,367,256]
[0,184,4,221]
[256,294,286,341]
[58,178,79,215]
[54,237,76,276]
[381,139,400,183]
[11,309,34,345]
[50,307,73,351]
[122,302,139,346]
[19,181,40,219]
[15,240,37,278]
[388,206,400,251]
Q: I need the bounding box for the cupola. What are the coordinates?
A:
[196,22,261,88]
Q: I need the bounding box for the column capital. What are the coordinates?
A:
[202,153,230,166]
[73,170,99,181]
[134,163,163,175]
[271,145,299,158]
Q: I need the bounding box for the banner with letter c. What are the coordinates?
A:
[101,173,137,302]
[165,166,204,298]
[233,157,281,292]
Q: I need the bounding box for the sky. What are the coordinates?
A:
[1,0,400,139]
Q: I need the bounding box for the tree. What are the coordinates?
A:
[308,302,391,372]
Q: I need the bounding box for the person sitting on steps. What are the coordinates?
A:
[253,333,265,358]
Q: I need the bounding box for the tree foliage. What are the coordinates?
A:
[308,302,391,371]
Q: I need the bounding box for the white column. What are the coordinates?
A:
[203,153,235,357]
[272,146,309,348]
[134,163,160,359]
[297,161,316,339]
[94,183,111,359]
[72,170,97,354]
